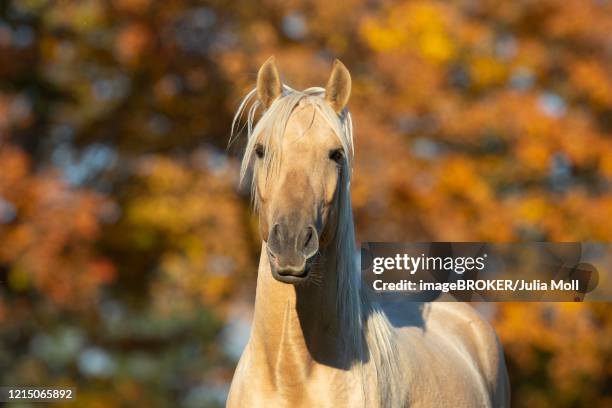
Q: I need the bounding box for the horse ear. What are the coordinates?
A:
[325,59,351,114]
[257,56,282,109]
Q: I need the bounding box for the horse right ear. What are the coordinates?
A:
[257,56,282,109]
[325,59,351,114]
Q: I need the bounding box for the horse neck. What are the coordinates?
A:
[249,239,353,383]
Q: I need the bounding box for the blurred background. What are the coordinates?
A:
[0,0,611,406]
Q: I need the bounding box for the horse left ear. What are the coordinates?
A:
[325,59,351,114]
[257,56,283,109]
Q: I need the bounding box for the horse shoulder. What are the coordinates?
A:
[227,349,248,407]
[380,301,509,407]
[426,302,511,408]
[227,345,270,407]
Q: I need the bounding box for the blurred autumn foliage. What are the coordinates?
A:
[0,0,611,406]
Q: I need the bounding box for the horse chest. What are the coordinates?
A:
[228,353,364,408]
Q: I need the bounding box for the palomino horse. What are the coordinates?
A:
[228,57,510,407]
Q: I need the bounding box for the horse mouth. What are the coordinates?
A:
[268,251,311,284]
[272,266,311,284]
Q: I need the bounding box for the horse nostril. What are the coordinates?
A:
[303,228,313,249]
[272,223,282,239]
[301,226,319,258]
[267,223,284,258]
[268,222,317,265]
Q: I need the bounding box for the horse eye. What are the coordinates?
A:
[329,148,344,164]
[255,144,265,159]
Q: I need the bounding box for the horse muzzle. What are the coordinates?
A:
[267,221,318,284]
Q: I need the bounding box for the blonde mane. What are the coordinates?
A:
[231,86,402,407]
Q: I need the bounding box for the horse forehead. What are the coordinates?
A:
[284,104,335,145]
